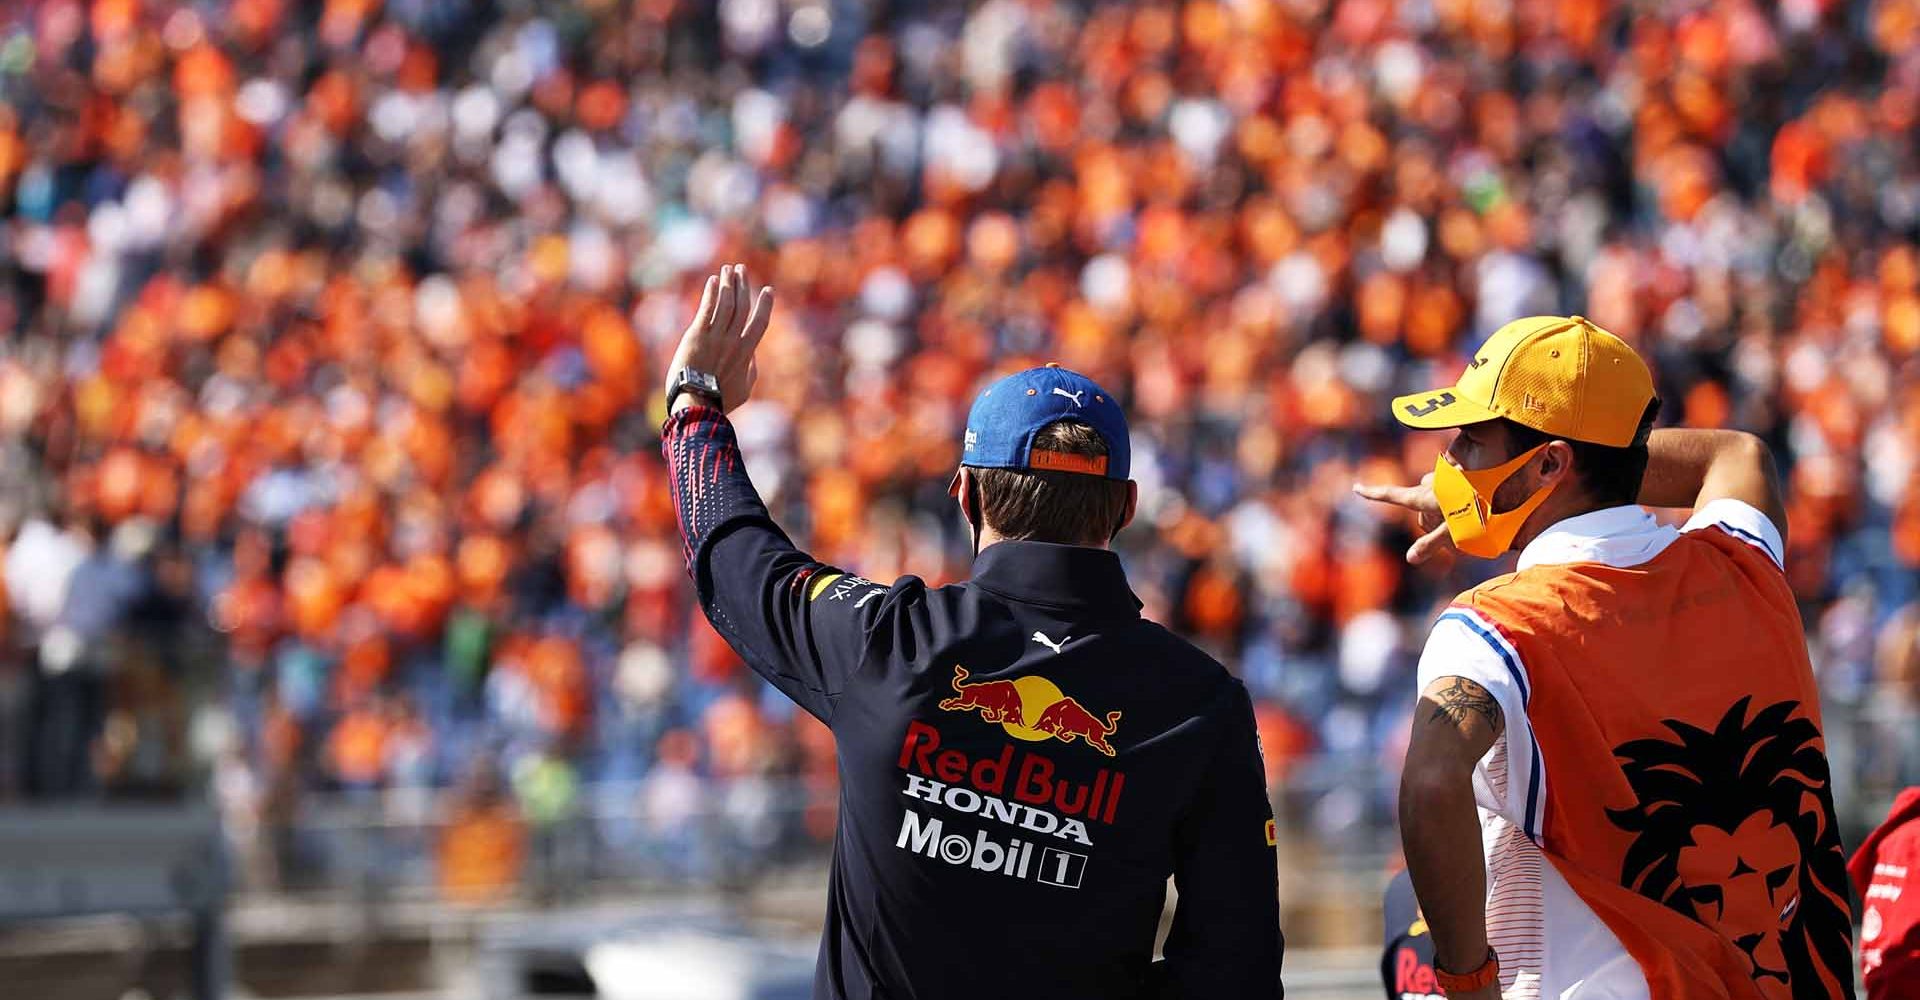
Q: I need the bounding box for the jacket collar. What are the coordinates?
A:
[969,540,1143,615]
[1517,504,1678,570]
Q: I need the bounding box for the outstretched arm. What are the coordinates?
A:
[1355,428,1789,564]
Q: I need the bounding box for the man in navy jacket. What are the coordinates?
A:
[660,264,1283,999]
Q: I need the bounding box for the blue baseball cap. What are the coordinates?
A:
[960,365,1130,480]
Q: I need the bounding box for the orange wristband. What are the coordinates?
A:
[1434,947,1499,994]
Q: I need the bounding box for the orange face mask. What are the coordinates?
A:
[1432,443,1559,558]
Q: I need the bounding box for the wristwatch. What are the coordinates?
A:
[667,367,723,410]
[1434,947,1499,994]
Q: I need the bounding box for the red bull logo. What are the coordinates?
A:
[937,666,1025,725]
[898,721,1125,827]
[937,665,1123,757]
[1032,697,1122,756]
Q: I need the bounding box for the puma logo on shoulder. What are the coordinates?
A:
[1031,631,1069,654]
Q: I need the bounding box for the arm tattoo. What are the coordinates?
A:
[1427,676,1502,733]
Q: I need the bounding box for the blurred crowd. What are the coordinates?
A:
[2,0,1920,894]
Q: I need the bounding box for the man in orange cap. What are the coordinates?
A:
[1358,316,1854,1000]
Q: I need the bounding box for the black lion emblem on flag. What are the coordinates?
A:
[1605,697,1854,999]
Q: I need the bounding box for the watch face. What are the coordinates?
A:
[673,369,721,405]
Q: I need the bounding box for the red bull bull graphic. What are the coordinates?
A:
[937,665,1025,725]
[1032,697,1122,757]
[936,666,1122,757]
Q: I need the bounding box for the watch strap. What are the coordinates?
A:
[1434,947,1499,993]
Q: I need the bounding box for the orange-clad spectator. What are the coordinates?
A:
[0,0,1913,891]
[283,558,347,642]
[1183,558,1246,642]
[688,611,743,687]
[1253,702,1316,788]
[213,529,284,668]
[793,713,839,840]
[456,533,514,610]
[438,762,525,907]
[326,701,388,789]
[526,635,590,739]
[702,689,772,780]
[334,629,392,705]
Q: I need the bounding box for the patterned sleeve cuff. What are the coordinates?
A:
[661,403,768,567]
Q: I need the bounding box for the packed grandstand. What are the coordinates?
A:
[0,0,1914,903]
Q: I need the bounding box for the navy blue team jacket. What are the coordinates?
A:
[665,405,1283,999]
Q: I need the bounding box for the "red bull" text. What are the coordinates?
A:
[899,721,1125,825]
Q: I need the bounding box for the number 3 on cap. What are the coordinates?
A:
[1403,392,1456,418]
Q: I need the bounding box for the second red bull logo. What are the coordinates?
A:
[938,665,1123,757]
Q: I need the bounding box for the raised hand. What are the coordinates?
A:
[1352,471,1458,566]
[664,263,775,413]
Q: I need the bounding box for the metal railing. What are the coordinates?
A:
[229,777,834,903]
[228,699,1920,912]
[228,768,1407,906]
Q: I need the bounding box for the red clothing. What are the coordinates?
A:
[1849,788,1920,999]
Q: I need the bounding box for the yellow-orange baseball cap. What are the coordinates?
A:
[1391,315,1656,448]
